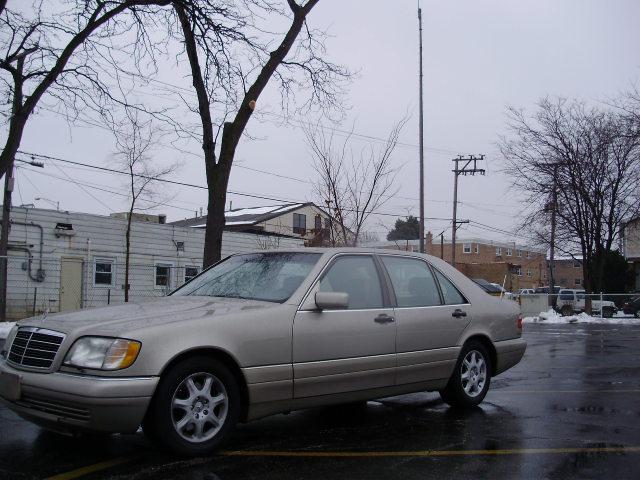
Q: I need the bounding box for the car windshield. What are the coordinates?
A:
[172,252,321,303]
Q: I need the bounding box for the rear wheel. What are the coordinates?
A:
[601,306,614,318]
[560,305,573,317]
[439,341,492,408]
[143,356,241,456]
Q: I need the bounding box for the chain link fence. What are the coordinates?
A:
[5,255,203,320]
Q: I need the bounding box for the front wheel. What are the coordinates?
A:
[143,356,241,456]
[601,307,614,319]
[439,341,492,408]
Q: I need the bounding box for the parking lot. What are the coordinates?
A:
[1,323,639,480]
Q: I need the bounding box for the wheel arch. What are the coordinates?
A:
[155,346,250,421]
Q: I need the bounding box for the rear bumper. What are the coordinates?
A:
[494,338,527,376]
[0,358,158,434]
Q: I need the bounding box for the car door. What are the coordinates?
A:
[292,254,396,399]
[379,255,471,385]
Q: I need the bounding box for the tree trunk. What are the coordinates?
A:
[124,210,133,302]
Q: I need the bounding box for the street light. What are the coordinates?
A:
[35,197,59,210]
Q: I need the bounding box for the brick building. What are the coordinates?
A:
[551,258,583,288]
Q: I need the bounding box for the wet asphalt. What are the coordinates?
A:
[1,323,640,480]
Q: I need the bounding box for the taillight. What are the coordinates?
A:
[516,314,523,331]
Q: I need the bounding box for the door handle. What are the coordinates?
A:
[452,309,467,318]
[374,314,395,324]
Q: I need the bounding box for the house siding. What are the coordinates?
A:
[3,207,303,319]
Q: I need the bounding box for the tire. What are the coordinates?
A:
[560,305,573,317]
[635,310,640,319]
[602,307,614,319]
[439,341,492,408]
[143,356,241,456]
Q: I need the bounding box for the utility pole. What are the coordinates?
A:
[451,155,485,268]
[0,159,14,321]
[417,7,425,253]
[0,158,44,321]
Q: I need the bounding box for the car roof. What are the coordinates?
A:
[230,247,442,261]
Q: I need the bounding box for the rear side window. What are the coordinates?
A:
[381,256,441,307]
[319,256,383,309]
[433,269,467,305]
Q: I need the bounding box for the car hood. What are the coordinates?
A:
[16,296,279,336]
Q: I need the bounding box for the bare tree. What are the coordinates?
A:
[111,108,179,302]
[305,118,408,246]
[0,0,173,181]
[168,0,349,267]
[499,96,640,292]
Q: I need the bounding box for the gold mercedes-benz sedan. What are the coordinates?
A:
[0,248,526,456]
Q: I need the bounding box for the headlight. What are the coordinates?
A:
[64,337,141,370]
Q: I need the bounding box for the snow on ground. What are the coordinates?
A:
[524,309,640,325]
[0,322,16,339]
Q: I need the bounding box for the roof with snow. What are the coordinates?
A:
[169,202,319,229]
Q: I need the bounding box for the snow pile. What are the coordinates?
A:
[0,322,16,339]
[524,309,640,325]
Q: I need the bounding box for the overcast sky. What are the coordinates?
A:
[9,0,640,245]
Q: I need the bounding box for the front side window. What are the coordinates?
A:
[156,264,172,288]
[433,269,467,305]
[463,243,471,254]
[381,256,441,307]
[94,259,114,286]
[174,252,321,303]
[319,255,383,309]
[293,213,307,234]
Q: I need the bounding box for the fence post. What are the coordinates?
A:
[600,291,603,318]
[107,289,111,305]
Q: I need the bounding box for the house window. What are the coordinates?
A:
[514,266,522,276]
[516,250,522,257]
[155,264,172,288]
[463,243,472,254]
[574,278,582,286]
[94,258,115,286]
[293,213,307,234]
[184,266,199,283]
[573,260,581,268]
[526,251,531,259]
[527,269,532,278]
[495,247,502,256]
[314,215,322,230]
[475,244,480,254]
[506,248,512,256]
[324,217,330,230]
[543,271,547,279]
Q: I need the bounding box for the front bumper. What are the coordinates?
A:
[0,358,158,434]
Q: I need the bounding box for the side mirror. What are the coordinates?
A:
[315,291,349,310]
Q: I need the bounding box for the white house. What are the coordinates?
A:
[170,202,333,245]
[3,207,303,320]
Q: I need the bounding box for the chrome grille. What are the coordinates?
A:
[8,327,65,369]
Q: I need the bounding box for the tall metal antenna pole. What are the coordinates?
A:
[418,7,425,253]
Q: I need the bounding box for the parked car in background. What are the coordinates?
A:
[534,286,565,294]
[622,297,640,318]
[556,289,617,318]
[518,288,536,295]
[0,249,526,456]
[471,278,503,296]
